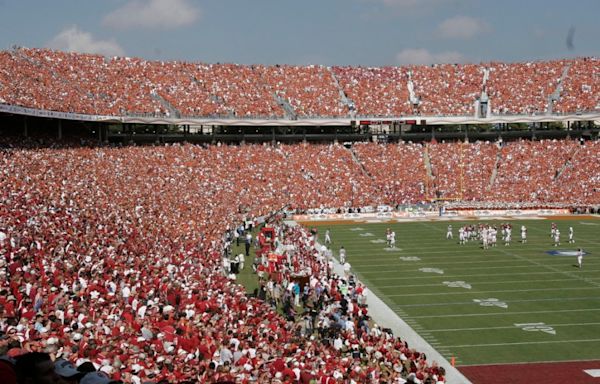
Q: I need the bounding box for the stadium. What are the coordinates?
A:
[0,3,599,384]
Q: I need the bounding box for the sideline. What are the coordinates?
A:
[285,220,473,384]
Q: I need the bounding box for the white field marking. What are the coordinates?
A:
[352,258,600,267]
[394,295,600,308]
[377,277,579,288]
[514,322,556,335]
[348,255,518,264]
[418,267,444,274]
[408,308,600,319]
[497,248,600,289]
[580,222,599,225]
[383,247,402,252]
[359,263,537,271]
[473,298,508,308]
[583,369,600,378]
[348,227,365,231]
[386,286,598,297]
[445,338,600,348]
[428,322,600,333]
[442,281,472,289]
[358,232,375,237]
[370,239,386,244]
[364,269,600,279]
[399,256,421,261]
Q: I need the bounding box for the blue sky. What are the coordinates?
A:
[0,0,598,66]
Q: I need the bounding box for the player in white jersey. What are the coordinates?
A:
[386,228,392,247]
[553,229,561,247]
[446,225,453,240]
[577,248,584,268]
[325,229,332,245]
[481,227,490,249]
[521,225,527,243]
[389,231,396,248]
[458,227,465,245]
[491,226,497,247]
[339,246,346,263]
[504,225,511,246]
[569,226,575,243]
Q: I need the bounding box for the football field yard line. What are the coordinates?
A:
[361,264,554,271]
[353,259,527,266]
[429,322,600,332]
[447,338,600,348]
[366,269,600,279]
[377,277,581,288]
[386,286,599,297]
[408,308,600,319]
[395,296,600,307]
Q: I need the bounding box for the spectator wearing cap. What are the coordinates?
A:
[79,371,112,384]
[54,358,81,383]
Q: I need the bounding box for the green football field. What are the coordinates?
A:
[309,217,600,367]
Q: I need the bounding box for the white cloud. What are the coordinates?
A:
[395,48,465,65]
[437,16,490,39]
[46,26,124,56]
[103,0,200,30]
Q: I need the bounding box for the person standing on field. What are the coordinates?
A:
[569,226,575,243]
[339,246,346,264]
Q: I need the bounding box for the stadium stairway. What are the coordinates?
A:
[273,93,297,119]
[487,149,502,191]
[423,144,435,185]
[423,145,442,199]
[553,143,581,181]
[547,62,573,114]
[327,67,356,112]
[407,70,420,105]
[345,145,373,179]
[150,91,181,118]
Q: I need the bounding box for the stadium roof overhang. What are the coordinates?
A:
[1,103,598,126]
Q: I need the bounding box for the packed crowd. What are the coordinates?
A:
[1,139,599,383]
[489,139,581,202]
[0,48,597,118]
[485,60,567,115]
[331,66,413,117]
[0,141,452,383]
[350,142,428,205]
[553,57,600,113]
[256,65,346,117]
[409,64,483,116]
[427,141,498,201]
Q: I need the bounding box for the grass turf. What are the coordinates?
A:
[309,217,600,366]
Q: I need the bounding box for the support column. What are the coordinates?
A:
[57,120,63,140]
[23,117,28,137]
